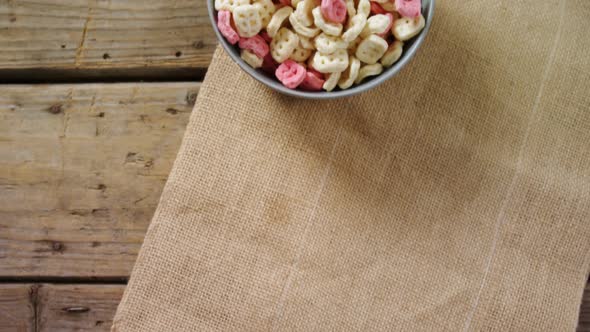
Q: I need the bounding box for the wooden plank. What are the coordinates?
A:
[0,0,216,80]
[37,284,124,331]
[0,284,35,332]
[580,281,590,332]
[0,83,197,278]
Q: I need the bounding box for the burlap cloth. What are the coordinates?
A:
[112,0,589,330]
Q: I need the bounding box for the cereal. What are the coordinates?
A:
[217,11,240,45]
[215,0,250,12]
[266,6,292,38]
[320,0,347,24]
[241,49,264,68]
[380,40,403,67]
[312,7,343,36]
[360,13,393,38]
[355,35,388,64]
[215,0,426,92]
[239,35,270,58]
[233,4,263,37]
[338,56,361,89]
[392,14,425,41]
[395,0,421,18]
[323,71,342,91]
[270,27,299,62]
[355,63,383,84]
[312,49,349,73]
[276,60,307,88]
[289,12,320,38]
[315,33,348,54]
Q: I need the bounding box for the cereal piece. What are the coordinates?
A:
[289,12,320,38]
[347,36,362,54]
[279,0,292,6]
[241,49,264,68]
[293,0,316,26]
[315,33,348,54]
[290,47,313,61]
[270,27,299,62]
[380,40,403,67]
[234,4,263,37]
[395,0,421,18]
[338,56,361,89]
[215,0,250,12]
[291,0,302,7]
[355,34,388,64]
[260,30,273,42]
[392,15,425,41]
[341,0,370,42]
[360,13,392,38]
[262,53,279,74]
[345,0,356,17]
[312,7,343,36]
[370,2,387,15]
[320,0,347,24]
[299,35,315,49]
[300,69,326,91]
[253,0,276,26]
[217,11,240,44]
[355,63,383,84]
[323,71,342,91]
[266,6,293,37]
[381,0,396,11]
[276,60,307,88]
[239,35,270,58]
[312,49,349,73]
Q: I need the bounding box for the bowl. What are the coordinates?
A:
[207,0,435,99]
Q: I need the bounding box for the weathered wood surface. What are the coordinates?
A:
[0,83,197,278]
[0,284,124,332]
[0,0,216,80]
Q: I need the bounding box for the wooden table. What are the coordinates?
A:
[0,1,587,331]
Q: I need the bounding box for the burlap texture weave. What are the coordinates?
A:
[113,0,590,330]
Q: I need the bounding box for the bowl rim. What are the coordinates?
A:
[207,0,435,100]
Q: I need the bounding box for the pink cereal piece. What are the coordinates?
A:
[300,70,326,91]
[320,0,347,24]
[260,31,273,43]
[275,60,306,89]
[239,35,270,58]
[278,0,291,6]
[395,0,421,18]
[262,53,279,75]
[217,11,239,45]
[377,13,394,37]
[370,2,387,15]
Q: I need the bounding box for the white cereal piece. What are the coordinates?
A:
[270,27,300,62]
[355,63,383,84]
[355,34,388,64]
[233,4,263,37]
[360,14,392,38]
[341,0,370,43]
[392,15,425,41]
[345,0,356,17]
[253,0,276,27]
[312,7,343,36]
[215,0,250,12]
[338,56,361,89]
[299,35,315,49]
[289,12,320,38]
[380,40,404,67]
[290,47,313,61]
[241,49,263,68]
[357,0,371,17]
[291,0,303,7]
[266,6,293,38]
[323,71,342,91]
[312,49,349,73]
[293,0,315,27]
[314,33,348,54]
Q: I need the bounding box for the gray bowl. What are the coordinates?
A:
[208,0,435,99]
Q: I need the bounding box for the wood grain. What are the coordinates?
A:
[0,0,216,80]
[0,284,35,332]
[0,83,197,278]
[37,284,123,331]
